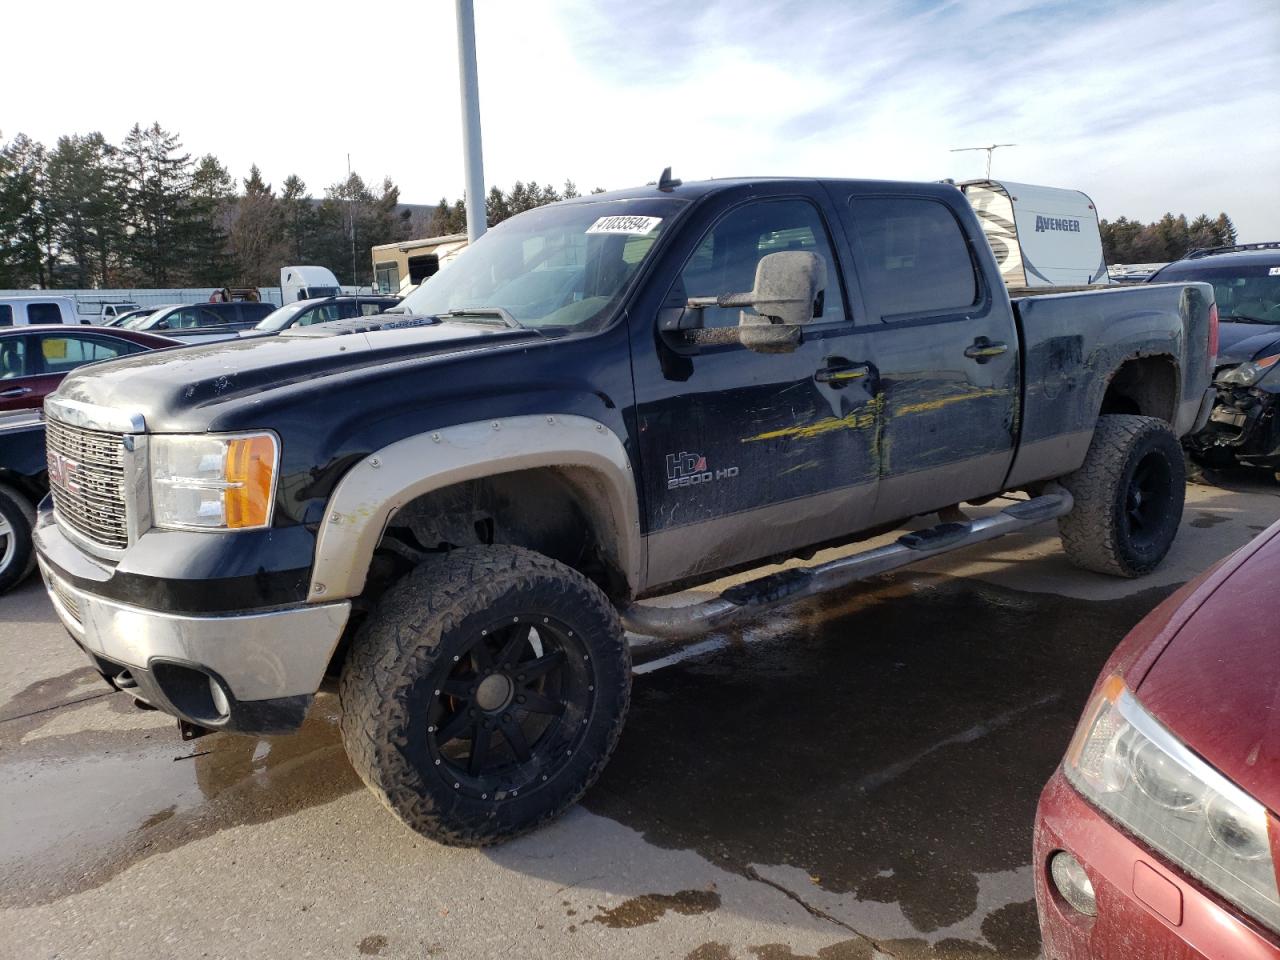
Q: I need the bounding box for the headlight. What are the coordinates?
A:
[1217,353,1280,387]
[1065,676,1280,933]
[150,432,279,530]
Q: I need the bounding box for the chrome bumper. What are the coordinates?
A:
[39,558,351,702]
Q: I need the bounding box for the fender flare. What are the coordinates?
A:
[308,414,642,601]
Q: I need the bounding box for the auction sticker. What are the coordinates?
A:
[587,215,662,236]
[1270,267,1280,276]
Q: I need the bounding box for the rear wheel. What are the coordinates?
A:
[1058,415,1185,577]
[0,484,36,594]
[339,545,630,845]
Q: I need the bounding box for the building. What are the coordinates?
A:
[370,234,469,295]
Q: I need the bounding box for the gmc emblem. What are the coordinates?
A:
[47,451,82,495]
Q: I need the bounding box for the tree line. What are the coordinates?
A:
[1100,212,1238,265]
[428,180,607,236]
[0,123,429,289]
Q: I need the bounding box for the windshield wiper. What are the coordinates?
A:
[444,307,523,329]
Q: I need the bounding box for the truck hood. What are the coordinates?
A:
[51,316,538,431]
[1136,525,1280,814]
[1216,323,1280,366]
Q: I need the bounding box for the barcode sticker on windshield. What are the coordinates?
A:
[586,215,662,236]
[1270,267,1280,276]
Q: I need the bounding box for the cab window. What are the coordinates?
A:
[848,197,979,318]
[26,302,64,324]
[675,199,846,329]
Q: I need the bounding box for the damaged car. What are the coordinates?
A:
[1156,244,1280,473]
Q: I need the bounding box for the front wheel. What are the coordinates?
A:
[1058,415,1185,577]
[0,484,36,594]
[339,545,631,845]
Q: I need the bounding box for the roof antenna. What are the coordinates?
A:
[657,166,682,192]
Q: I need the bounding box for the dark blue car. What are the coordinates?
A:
[1155,244,1280,471]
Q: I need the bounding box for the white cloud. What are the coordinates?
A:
[3,0,1277,239]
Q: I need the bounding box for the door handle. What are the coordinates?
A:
[815,360,872,387]
[0,387,33,398]
[964,338,1008,362]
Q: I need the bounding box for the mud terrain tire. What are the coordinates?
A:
[339,545,630,845]
[1058,415,1185,577]
[0,484,36,594]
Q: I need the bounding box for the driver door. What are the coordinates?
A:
[630,188,881,589]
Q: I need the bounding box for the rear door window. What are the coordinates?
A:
[0,306,12,327]
[848,197,980,318]
[37,334,138,373]
[26,302,64,324]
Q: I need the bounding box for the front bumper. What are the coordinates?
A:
[38,557,350,734]
[1188,383,1280,469]
[1034,770,1280,960]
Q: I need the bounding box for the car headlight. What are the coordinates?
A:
[1217,354,1280,387]
[1065,676,1280,933]
[150,433,279,530]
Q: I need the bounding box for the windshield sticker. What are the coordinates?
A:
[586,215,662,236]
[1270,267,1280,276]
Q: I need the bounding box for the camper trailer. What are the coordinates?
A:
[280,266,342,304]
[960,180,1108,288]
[370,234,470,295]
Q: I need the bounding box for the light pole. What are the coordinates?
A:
[949,143,1017,180]
[455,0,487,242]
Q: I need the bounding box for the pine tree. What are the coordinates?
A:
[229,164,285,286]
[119,122,194,285]
[0,133,48,287]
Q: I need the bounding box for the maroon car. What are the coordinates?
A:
[1036,521,1280,958]
[0,325,179,412]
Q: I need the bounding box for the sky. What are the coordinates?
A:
[5,0,1278,240]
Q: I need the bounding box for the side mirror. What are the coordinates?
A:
[154,319,168,330]
[746,251,826,325]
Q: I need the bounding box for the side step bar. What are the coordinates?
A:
[620,486,1074,640]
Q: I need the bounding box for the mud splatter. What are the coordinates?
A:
[687,944,737,960]
[357,933,388,955]
[590,889,721,928]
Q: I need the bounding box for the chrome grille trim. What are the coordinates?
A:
[46,417,129,550]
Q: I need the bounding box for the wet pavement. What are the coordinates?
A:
[3,471,1279,959]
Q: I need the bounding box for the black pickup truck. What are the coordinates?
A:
[33,176,1216,844]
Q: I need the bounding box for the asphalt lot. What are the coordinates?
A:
[3,470,1279,960]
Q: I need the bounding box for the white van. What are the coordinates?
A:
[280,266,341,303]
[0,296,85,326]
[960,180,1109,288]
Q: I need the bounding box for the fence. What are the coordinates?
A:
[0,286,376,317]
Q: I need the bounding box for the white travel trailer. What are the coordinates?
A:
[960,180,1109,288]
[280,265,342,303]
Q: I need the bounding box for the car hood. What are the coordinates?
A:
[1216,323,1280,366]
[1137,525,1280,813]
[50,316,538,433]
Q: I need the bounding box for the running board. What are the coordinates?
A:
[620,486,1073,640]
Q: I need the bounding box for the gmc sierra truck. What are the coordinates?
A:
[33,176,1217,845]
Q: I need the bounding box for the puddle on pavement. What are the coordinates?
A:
[0,688,358,908]
[587,572,1174,958]
[589,888,721,928]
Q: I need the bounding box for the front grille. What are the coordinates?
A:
[45,417,129,549]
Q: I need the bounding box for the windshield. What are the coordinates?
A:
[124,309,165,329]
[255,301,315,331]
[394,198,686,331]
[1155,262,1280,323]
